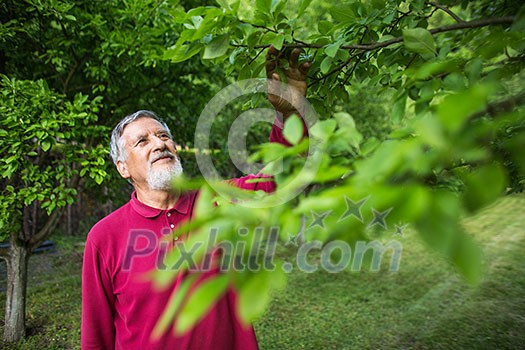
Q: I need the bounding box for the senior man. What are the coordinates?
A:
[81,46,310,349]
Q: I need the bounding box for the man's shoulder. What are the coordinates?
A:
[87,201,132,241]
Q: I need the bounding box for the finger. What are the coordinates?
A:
[266,45,280,78]
[289,48,301,69]
[265,60,277,78]
[266,45,279,59]
[299,61,311,77]
[272,72,281,81]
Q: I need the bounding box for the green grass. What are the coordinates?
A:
[255,195,525,349]
[1,195,524,349]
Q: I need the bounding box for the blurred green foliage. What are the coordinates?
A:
[148,0,525,334]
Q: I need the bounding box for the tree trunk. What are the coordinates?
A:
[3,235,29,342]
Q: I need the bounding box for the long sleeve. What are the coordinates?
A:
[269,112,309,146]
[81,238,116,349]
[232,112,309,192]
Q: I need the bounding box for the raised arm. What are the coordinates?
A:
[266,45,311,146]
[232,46,311,191]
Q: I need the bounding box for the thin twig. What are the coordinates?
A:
[239,19,278,33]
[342,55,361,85]
[248,46,266,65]
[430,2,464,23]
[341,27,369,84]
[291,30,310,47]
[314,56,354,81]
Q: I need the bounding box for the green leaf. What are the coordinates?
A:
[451,232,483,285]
[360,136,381,156]
[333,112,355,130]
[403,28,436,59]
[164,43,202,63]
[271,35,285,51]
[310,119,337,140]
[283,114,304,145]
[272,0,286,15]
[416,191,461,255]
[330,3,356,24]
[318,20,333,35]
[511,6,525,32]
[320,56,332,74]
[175,274,229,334]
[414,191,483,284]
[437,84,492,133]
[465,57,483,84]
[238,269,285,324]
[462,164,507,213]
[203,34,230,59]
[151,275,197,340]
[391,92,407,124]
[256,0,272,14]
[297,0,313,17]
[238,273,271,324]
[250,142,287,164]
[41,141,51,152]
[314,165,348,182]
[216,0,232,11]
[325,40,343,58]
[194,184,215,218]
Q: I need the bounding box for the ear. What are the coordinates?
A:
[116,160,130,179]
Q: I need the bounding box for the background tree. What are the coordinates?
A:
[0,0,225,341]
[0,76,106,341]
[1,0,229,183]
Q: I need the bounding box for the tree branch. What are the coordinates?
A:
[428,16,513,35]
[63,58,81,95]
[28,208,64,251]
[234,16,514,52]
[470,91,525,121]
[430,2,464,23]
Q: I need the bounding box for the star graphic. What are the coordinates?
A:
[367,207,392,230]
[309,210,331,229]
[393,224,408,237]
[339,196,368,223]
[285,232,300,247]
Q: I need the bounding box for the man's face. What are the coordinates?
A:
[116,117,183,190]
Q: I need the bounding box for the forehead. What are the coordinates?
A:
[121,117,167,140]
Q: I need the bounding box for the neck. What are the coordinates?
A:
[134,185,180,210]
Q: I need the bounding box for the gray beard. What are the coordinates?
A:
[147,156,183,190]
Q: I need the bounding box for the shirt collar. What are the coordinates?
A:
[130,191,195,218]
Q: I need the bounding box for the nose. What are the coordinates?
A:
[151,135,168,153]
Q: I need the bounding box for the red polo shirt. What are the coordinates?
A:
[82,119,297,349]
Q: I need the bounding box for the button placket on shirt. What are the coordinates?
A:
[166,210,178,241]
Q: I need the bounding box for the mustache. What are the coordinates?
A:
[150,151,176,164]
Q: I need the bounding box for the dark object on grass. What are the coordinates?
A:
[0,240,56,254]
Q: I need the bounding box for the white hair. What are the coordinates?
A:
[109,110,172,164]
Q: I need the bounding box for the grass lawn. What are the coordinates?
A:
[1,195,524,349]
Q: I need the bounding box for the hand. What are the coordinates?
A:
[265,45,311,118]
